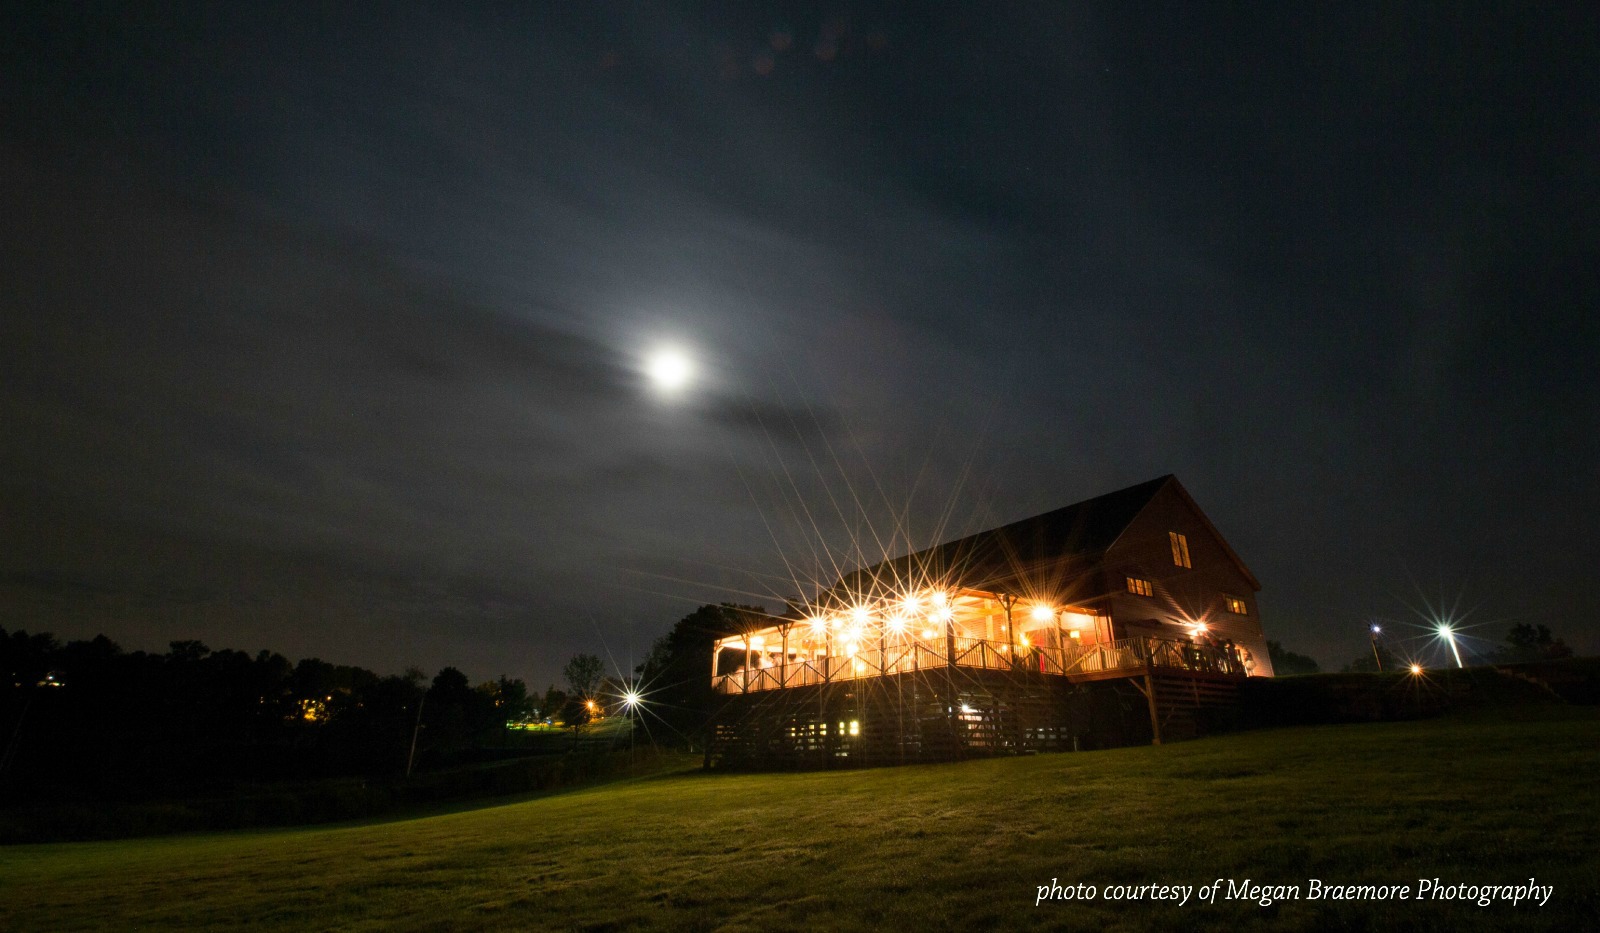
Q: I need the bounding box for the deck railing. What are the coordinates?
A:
[711,635,1245,695]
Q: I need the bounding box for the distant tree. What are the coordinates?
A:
[1267,640,1321,676]
[166,639,210,663]
[429,666,472,702]
[1492,623,1573,664]
[1342,640,1402,673]
[541,684,567,721]
[559,694,593,730]
[420,666,500,755]
[476,676,532,726]
[562,654,606,700]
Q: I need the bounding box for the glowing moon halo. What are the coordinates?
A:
[645,348,694,392]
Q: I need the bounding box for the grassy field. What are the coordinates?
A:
[2,707,1595,931]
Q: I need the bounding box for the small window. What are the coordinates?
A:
[1127,577,1154,597]
[1169,531,1191,568]
[1224,596,1248,615]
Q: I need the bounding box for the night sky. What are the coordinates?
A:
[4,3,1597,688]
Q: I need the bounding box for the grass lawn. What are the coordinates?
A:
[2,708,1595,931]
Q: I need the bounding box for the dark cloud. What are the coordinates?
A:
[3,2,1597,682]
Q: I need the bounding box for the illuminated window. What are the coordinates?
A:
[1169,532,1191,568]
[1126,577,1153,597]
[1224,596,1248,615]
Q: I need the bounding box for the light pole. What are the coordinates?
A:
[1438,625,1464,669]
[622,689,641,768]
[1369,623,1384,671]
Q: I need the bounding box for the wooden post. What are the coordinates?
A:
[1053,609,1065,675]
[744,636,752,694]
[944,611,959,756]
[781,624,790,688]
[999,593,1017,669]
[1144,668,1163,745]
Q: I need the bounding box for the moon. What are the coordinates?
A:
[645,347,693,392]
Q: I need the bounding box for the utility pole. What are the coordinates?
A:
[405,692,426,778]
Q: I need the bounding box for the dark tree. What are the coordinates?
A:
[633,603,770,747]
[1342,640,1402,673]
[1267,640,1321,676]
[562,654,605,700]
[1493,623,1573,663]
[540,684,567,720]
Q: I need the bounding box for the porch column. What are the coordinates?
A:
[780,624,790,688]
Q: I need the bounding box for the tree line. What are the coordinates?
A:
[0,603,759,805]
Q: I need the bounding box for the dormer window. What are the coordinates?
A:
[1224,595,1248,615]
[1169,532,1191,568]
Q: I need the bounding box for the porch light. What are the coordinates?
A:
[1030,604,1054,623]
[901,593,922,615]
[844,642,859,657]
[1019,633,1030,648]
[885,614,908,633]
[1409,663,1423,675]
[930,590,948,609]
[851,605,871,625]
[807,616,827,635]
[920,628,936,640]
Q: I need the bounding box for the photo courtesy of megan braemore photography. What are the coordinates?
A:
[1035,878,1556,908]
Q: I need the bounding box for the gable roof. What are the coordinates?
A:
[824,475,1174,604]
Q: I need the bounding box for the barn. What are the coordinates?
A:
[705,475,1273,767]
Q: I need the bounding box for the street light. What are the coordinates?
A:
[1369,623,1384,671]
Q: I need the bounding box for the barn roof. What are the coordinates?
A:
[825,475,1176,604]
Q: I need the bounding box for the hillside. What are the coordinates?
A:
[2,707,1595,931]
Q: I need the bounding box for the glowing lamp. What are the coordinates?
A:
[930,590,948,608]
[851,605,871,625]
[1409,664,1423,675]
[623,691,641,707]
[1030,604,1054,623]
[920,628,936,640]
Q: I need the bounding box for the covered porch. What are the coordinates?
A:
[711,586,1245,696]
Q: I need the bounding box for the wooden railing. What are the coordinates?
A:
[711,636,1245,694]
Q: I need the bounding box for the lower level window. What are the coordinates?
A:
[1127,577,1154,597]
[1224,596,1248,615]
